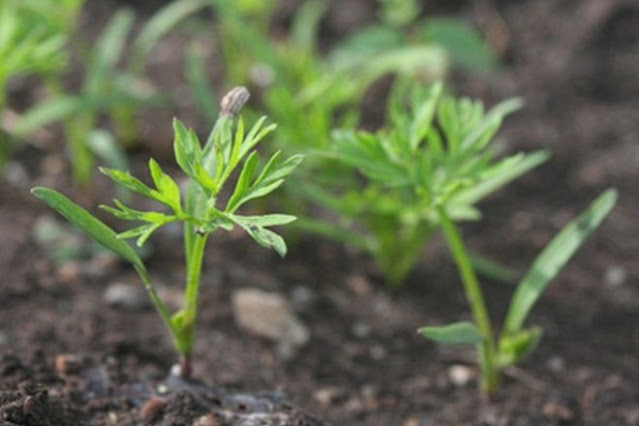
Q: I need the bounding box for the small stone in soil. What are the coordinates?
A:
[403,416,422,426]
[346,274,372,296]
[104,282,150,310]
[313,387,346,406]
[542,400,574,421]
[139,397,167,424]
[547,355,565,373]
[604,265,627,287]
[448,364,474,387]
[55,354,83,376]
[232,288,309,349]
[351,322,372,338]
[193,414,219,426]
[57,260,81,284]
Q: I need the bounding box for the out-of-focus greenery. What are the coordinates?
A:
[301,83,548,286]
[0,0,84,169]
[0,0,83,109]
[12,1,203,186]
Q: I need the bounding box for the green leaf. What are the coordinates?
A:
[418,321,483,344]
[232,214,296,227]
[420,17,498,73]
[504,189,618,334]
[453,151,550,206]
[498,326,542,368]
[173,118,203,177]
[459,98,522,152]
[238,116,276,160]
[132,0,207,73]
[30,187,145,271]
[148,158,182,212]
[226,151,260,212]
[13,96,82,137]
[88,130,129,171]
[185,41,218,121]
[85,9,135,96]
[226,214,291,257]
[409,82,443,150]
[99,167,160,202]
[290,0,326,51]
[226,152,303,213]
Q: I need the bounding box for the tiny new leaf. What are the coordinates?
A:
[418,321,483,344]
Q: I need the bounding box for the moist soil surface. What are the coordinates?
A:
[1,0,638,425]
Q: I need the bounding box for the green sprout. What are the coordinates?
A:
[31,87,302,378]
[301,82,548,286]
[14,2,200,186]
[0,0,83,169]
[420,188,616,394]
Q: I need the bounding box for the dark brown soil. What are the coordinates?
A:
[2,0,638,425]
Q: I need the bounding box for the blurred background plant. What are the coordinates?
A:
[190,0,500,245]
[8,1,204,186]
[301,82,548,286]
[0,0,84,170]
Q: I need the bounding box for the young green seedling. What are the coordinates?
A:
[302,82,548,286]
[32,87,302,378]
[420,189,617,394]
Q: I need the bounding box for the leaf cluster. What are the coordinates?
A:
[301,82,548,285]
[99,114,301,256]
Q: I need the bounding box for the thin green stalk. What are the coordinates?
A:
[65,114,94,185]
[436,204,499,393]
[181,232,208,358]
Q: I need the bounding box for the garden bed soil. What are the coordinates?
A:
[1,0,638,424]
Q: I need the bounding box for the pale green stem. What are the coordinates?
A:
[179,232,208,377]
[437,205,499,394]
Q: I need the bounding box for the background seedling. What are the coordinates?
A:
[0,0,83,169]
[420,189,617,394]
[300,82,548,286]
[32,87,302,378]
[13,1,200,186]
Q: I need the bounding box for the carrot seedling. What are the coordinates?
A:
[32,87,302,378]
[302,82,549,286]
[420,189,617,394]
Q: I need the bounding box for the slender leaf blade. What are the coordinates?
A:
[504,189,618,333]
[31,187,145,270]
[418,321,483,344]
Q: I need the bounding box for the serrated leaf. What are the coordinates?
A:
[233,214,297,227]
[409,82,443,150]
[226,214,289,257]
[31,187,145,271]
[459,98,522,152]
[226,153,303,213]
[238,116,277,159]
[418,321,483,344]
[504,189,618,334]
[148,159,182,212]
[453,151,549,206]
[173,118,203,179]
[226,151,260,212]
[99,167,161,203]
